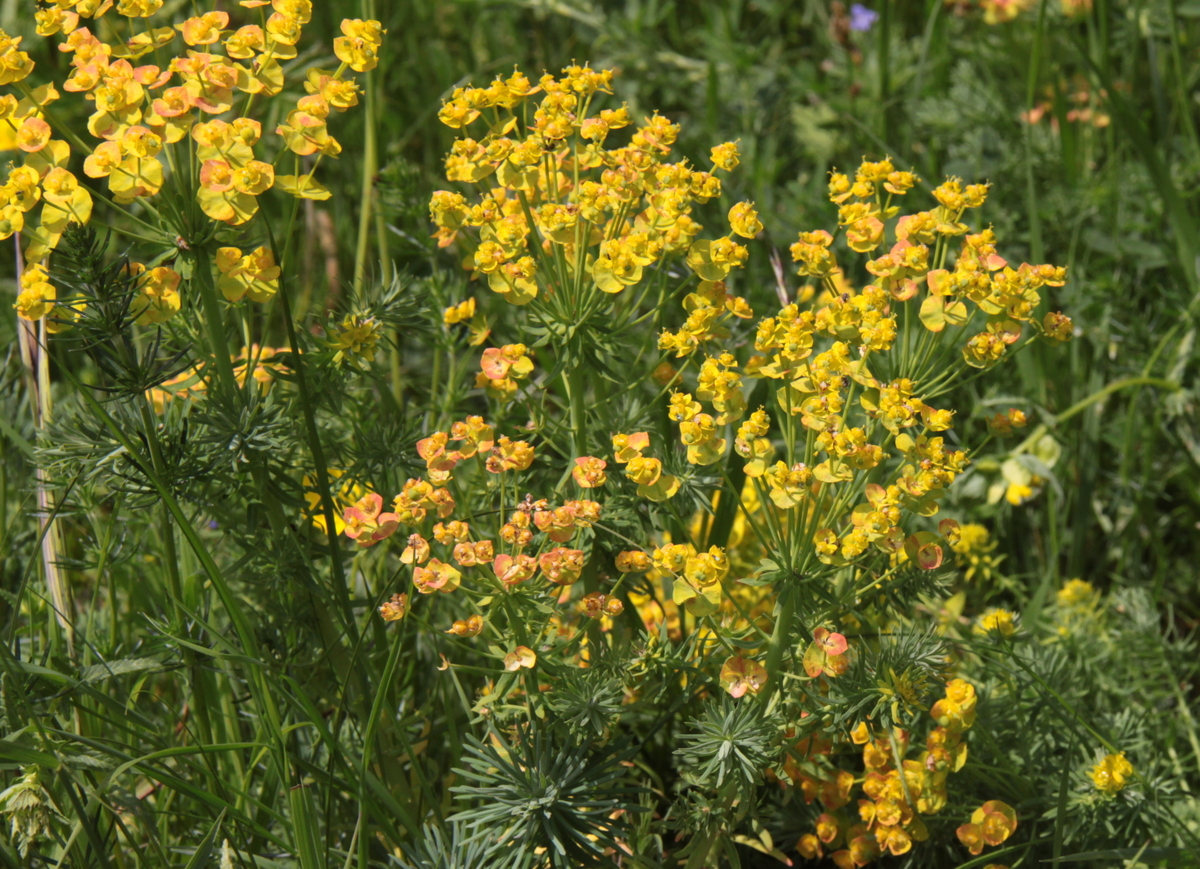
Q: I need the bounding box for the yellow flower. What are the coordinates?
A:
[1057,578,1096,607]
[719,656,768,698]
[1043,311,1074,342]
[444,298,475,325]
[1090,752,1133,795]
[728,201,762,239]
[216,246,280,302]
[178,12,230,46]
[950,523,992,556]
[0,29,34,86]
[571,457,607,488]
[485,436,535,473]
[334,18,385,72]
[710,140,740,171]
[379,593,408,621]
[413,559,462,594]
[974,608,1017,637]
[128,264,182,325]
[503,646,536,671]
[14,263,57,322]
[327,314,383,369]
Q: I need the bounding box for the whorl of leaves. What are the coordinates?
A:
[546,668,625,737]
[820,628,952,732]
[674,696,779,794]
[449,725,643,868]
[49,223,191,400]
[390,821,500,869]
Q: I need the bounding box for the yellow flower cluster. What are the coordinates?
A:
[3,2,382,326]
[947,522,1004,584]
[611,432,679,502]
[630,155,1071,580]
[668,352,745,465]
[792,679,987,864]
[430,63,754,332]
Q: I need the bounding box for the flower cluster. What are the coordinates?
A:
[430,63,754,341]
[4,2,382,329]
[476,344,534,400]
[627,156,1072,593]
[1090,751,1134,795]
[792,679,997,865]
[342,417,621,657]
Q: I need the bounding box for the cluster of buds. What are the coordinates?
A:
[326,313,383,370]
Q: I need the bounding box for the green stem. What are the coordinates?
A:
[567,362,587,459]
[192,247,239,393]
[276,272,355,639]
[352,74,379,296]
[765,584,797,688]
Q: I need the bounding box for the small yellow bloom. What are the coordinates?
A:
[1057,578,1096,607]
[974,608,1017,637]
[379,593,408,621]
[1090,752,1133,795]
[728,202,762,239]
[710,140,740,171]
[443,298,475,325]
[503,645,536,671]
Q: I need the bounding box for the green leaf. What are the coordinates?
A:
[181,810,226,869]
[79,657,166,683]
[1043,848,1198,864]
[0,739,59,769]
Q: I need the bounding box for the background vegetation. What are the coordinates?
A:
[2,0,1199,866]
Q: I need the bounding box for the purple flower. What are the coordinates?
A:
[849,3,878,31]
